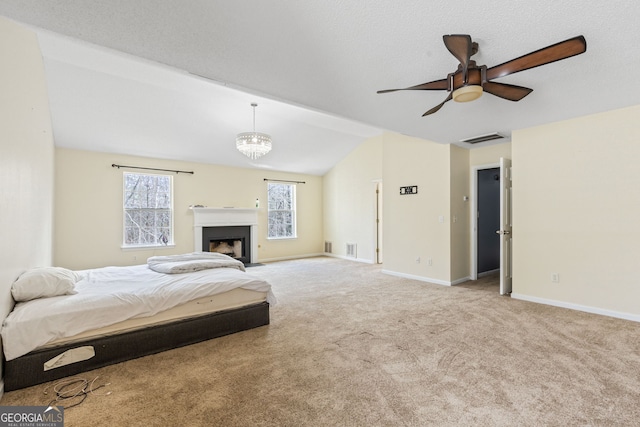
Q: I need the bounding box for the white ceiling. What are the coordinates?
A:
[1,1,639,175]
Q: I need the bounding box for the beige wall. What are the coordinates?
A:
[324,133,476,284]
[470,142,511,166]
[323,135,383,262]
[512,105,640,318]
[55,148,323,269]
[449,145,470,282]
[0,18,54,382]
[381,133,452,283]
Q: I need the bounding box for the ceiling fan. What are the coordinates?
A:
[378,34,587,116]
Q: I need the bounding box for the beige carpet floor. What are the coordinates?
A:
[2,257,639,426]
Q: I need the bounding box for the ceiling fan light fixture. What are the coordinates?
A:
[452,85,483,102]
[236,103,272,160]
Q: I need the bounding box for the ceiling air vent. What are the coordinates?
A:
[460,133,505,145]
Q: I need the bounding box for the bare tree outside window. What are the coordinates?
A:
[123,173,173,247]
[267,183,296,238]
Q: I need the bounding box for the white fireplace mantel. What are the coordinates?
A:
[192,207,259,263]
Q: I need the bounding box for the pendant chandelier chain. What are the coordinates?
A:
[252,103,257,132]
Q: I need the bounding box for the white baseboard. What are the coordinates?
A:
[323,252,375,264]
[258,253,325,263]
[511,293,640,323]
[451,276,471,286]
[381,269,454,286]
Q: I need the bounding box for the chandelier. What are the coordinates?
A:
[236,103,272,160]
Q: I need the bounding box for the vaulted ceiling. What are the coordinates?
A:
[1,1,638,175]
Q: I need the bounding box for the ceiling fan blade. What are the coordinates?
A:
[483,81,533,101]
[486,35,586,80]
[377,78,448,94]
[443,34,473,81]
[422,93,453,116]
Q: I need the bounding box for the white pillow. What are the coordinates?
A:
[11,267,81,302]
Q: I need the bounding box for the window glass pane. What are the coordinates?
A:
[124,187,140,209]
[124,209,139,226]
[123,173,173,246]
[158,210,171,227]
[268,184,292,210]
[125,227,139,244]
[156,191,171,209]
[158,228,170,245]
[267,183,296,238]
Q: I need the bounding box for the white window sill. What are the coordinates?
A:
[267,236,298,241]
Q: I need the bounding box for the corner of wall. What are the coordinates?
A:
[322,135,383,262]
[449,145,470,282]
[0,16,55,384]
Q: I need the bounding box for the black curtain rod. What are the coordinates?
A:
[112,164,194,175]
[264,178,306,184]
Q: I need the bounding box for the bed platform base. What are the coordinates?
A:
[3,301,269,392]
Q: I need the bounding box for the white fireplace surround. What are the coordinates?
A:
[192,207,258,263]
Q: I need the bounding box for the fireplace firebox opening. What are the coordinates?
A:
[209,238,244,259]
[202,225,252,265]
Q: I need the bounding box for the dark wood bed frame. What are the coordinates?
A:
[3,301,269,391]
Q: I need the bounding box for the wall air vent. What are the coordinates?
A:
[324,241,332,254]
[346,243,357,258]
[460,133,506,145]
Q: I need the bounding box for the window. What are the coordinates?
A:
[123,172,173,247]
[267,183,296,239]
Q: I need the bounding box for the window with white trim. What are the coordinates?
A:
[123,172,173,247]
[267,183,297,239]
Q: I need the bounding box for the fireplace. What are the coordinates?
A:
[202,226,251,265]
[192,207,259,265]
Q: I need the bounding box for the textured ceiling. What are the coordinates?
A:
[1,1,639,175]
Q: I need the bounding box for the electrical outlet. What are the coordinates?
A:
[551,273,560,283]
[415,257,421,264]
[427,258,433,266]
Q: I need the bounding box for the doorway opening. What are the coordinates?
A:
[470,163,500,292]
[477,167,500,276]
[469,159,512,294]
[471,163,499,280]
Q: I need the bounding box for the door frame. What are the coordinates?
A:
[470,162,500,280]
[498,157,513,295]
[372,179,383,264]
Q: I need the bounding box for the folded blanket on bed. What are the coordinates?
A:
[147,252,245,274]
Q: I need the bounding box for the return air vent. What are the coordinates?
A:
[346,243,357,258]
[324,241,332,254]
[460,132,506,145]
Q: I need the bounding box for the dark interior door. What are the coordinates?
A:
[477,168,500,274]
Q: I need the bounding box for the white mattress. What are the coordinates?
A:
[2,263,275,361]
[44,287,268,348]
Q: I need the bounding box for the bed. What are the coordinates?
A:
[1,252,275,391]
